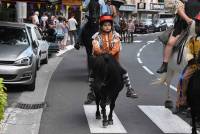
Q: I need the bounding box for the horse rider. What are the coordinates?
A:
[84,15,138,104]
[173,13,200,114]
[157,0,200,74]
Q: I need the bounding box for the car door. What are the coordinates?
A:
[34,26,49,60]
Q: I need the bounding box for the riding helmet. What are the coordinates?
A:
[99,15,113,25]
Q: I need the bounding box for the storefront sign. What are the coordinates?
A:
[62,0,81,6]
[137,3,146,9]
[119,4,136,12]
[150,3,165,10]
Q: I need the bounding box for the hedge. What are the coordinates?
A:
[0,78,7,121]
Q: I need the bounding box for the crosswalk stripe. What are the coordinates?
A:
[138,105,192,133]
[83,105,127,133]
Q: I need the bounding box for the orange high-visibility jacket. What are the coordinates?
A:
[92,31,121,61]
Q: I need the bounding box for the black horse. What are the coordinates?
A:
[91,53,124,127]
[187,69,200,134]
[78,0,100,72]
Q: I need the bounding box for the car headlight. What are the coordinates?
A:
[14,56,33,66]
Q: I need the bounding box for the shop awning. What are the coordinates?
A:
[1,0,59,3]
[62,0,81,6]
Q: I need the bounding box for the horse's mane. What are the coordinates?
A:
[92,54,122,86]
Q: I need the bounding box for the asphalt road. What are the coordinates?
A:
[38,33,194,134]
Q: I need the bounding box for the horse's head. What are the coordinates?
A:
[88,0,100,24]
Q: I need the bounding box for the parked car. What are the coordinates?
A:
[165,18,174,28]
[43,28,59,54]
[135,19,155,33]
[154,19,168,32]
[0,21,38,91]
[48,42,59,54]
[25,23,49,70]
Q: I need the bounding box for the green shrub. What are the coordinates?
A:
[0,78,7,121]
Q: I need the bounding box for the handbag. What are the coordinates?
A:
[158,26,173,45]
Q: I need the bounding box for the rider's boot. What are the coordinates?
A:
[156,62,168,74]
[84,90,95,104]
[123,73,138,99]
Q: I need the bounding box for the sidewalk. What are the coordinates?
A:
[0,45,74,134]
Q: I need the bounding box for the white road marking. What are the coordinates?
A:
[139,105,192,133]
[137,58,143,64]
[133,40,142,43]
[84,105,127,133]
[169,85,177,91]
[147,40,156,43]
[164,82,177,91]
[137,52,140,57]
[56,45,74,56]
[142,66,154,75]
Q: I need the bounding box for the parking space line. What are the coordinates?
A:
[84,105,127,133]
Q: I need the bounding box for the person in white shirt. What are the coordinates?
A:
[68,14,78,45]
[32,11,40,25]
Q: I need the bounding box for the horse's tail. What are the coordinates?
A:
[151,73,167,85]
[151,69,175,85]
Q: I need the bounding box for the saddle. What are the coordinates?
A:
[173,28,190,64]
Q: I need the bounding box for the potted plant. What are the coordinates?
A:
[0,78,7,122]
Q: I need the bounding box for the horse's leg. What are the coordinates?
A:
[108,94,118,125]
[95,94,101,120]
[100,96,108,127]
[191,109,197,134]
[164,69,174,109]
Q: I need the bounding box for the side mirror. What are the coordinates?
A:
[32,40,38,48]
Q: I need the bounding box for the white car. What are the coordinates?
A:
[25,23,49,69]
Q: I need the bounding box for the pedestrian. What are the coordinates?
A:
[68,14,78,45]
[127,19,135,43]
[84,15,138,104]
[156,0,198,73]
[120,18,128,42]
[40,12,48,32]
[61,18,69,49]
[32,11,40,26]
[56,16,65,50]
[173,13,200,114]
[105,0,120,33]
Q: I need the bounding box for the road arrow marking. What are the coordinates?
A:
[84,105,127,133]
[138,105,192,133]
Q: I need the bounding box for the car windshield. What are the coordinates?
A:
[165,18,174,24]
[141,19,152,25]
[0,26,29,46]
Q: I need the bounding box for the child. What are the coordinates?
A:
[173,13,200,114]
[85,15,138,104]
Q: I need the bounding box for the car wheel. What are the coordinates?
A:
[37,55,41,70]
[43,53,48,64]
[27,70,36,91]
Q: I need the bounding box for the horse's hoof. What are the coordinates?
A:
[164,100,173,109]
[103,121,108,127]
[108,120,113,125]
[96,115,101,120]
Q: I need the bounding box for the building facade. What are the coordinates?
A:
[120,0,168,21]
